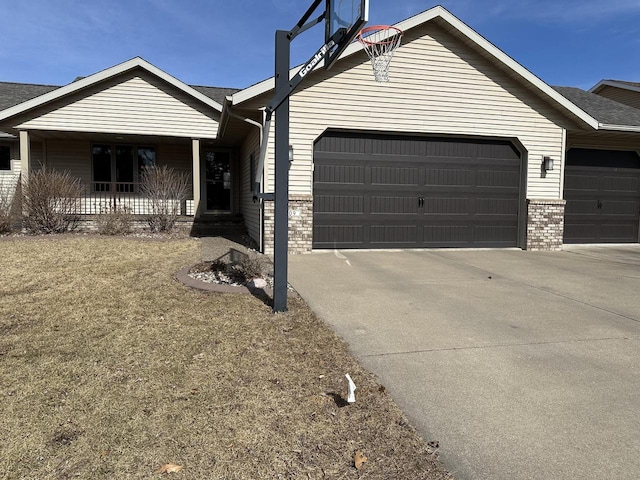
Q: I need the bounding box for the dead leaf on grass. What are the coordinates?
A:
[354,450,367,470]
[156,463,183,474]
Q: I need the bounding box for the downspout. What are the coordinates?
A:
[222,97,266,252]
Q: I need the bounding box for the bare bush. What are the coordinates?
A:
[139,166,191,233]
[95,205,133,235]
[0,180,15,234]
[236,251,268,281]
[22,167,82,234]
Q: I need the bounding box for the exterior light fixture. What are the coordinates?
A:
[288,145,294,164]
[543,156,554,172]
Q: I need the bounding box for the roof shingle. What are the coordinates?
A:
[0,81,60,111]
[553,86,640,127]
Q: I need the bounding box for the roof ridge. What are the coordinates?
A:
[0,80,61,88]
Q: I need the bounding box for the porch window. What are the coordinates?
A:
[92,144,156,192]
[0,145,10,170]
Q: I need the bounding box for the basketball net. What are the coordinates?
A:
[357,25,403,82]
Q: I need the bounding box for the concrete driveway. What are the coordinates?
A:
[288,246,640,480]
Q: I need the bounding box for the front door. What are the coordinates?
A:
[204,151,231,212]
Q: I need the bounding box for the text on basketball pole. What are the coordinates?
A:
[299,40,336,78]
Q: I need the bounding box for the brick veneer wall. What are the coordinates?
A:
[263,194,313,254]
[526,199,566,251]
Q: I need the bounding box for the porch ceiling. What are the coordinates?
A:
[13,129,241,147]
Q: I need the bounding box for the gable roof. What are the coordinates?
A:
[231,6,600,130]
[0,57,227,124]
[590,79,640,95]
[553,86,640,131]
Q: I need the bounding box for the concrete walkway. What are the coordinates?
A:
[288,246,640,480]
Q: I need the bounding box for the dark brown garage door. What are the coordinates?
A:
[313,132,522,249]
[564,148,640,243]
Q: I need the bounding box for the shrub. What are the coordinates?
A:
[22,167,82,234]
[236,251,267,281]
[0,181,14,234]
[139,166,191,233]
[95,205,133,235]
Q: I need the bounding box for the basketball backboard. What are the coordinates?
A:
[325,0,369,68]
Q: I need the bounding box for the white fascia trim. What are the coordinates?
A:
[0,57,222,123]
[590,80,640,95]
[597,123,640,133]
[231,6,600,129]
[0,132,16,139]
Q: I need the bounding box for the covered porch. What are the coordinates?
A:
[16,129,242,220]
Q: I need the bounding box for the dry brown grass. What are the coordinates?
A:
[0,236,451,479]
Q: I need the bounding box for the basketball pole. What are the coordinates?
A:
[261,0,355,313]
[272,29,290,313]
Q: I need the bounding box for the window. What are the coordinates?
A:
[92,144,155,192]
[0,145,10,170]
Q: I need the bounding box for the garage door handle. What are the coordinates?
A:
[597,200,603,210]
[418,197,424,207]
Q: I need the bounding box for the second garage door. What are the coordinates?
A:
[564,148,640,243]
[313,132,522,249]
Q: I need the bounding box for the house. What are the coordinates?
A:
[590,80,640,111]
[1,6,639,252]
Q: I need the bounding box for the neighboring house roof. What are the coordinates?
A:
[554,86,640,131]
[0,57,227,124]
[590,79,640,94]
[0,82,59,111]
[231,6,601,131]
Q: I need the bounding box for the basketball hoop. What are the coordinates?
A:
[357,25,403,82]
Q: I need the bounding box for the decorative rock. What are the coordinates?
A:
[248,278,268,289]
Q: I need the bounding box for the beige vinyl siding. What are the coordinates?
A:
[157,143,193,177]
[239,129,262,244]
[45,140,91,183]
[256,22,567,199]
[0,141,19,199]
[595,86,640,111]
[17,70,220,139]
[28,142,44,171]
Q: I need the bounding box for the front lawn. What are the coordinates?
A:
[0,236,451,479]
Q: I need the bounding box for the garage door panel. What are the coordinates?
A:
[370,196,419,215]
[564,148,640,244]
[477,169,520,188]
[423,197,470,215]
[314,132,521,249]
[601,201,639,216]
[565,200,597,215]
[425,168,473,186]
[476,198,519,215]
[313,225,364,246]
[565,174,599,192]
[371,166,420,185]
[602,175,638,193]
[599,224,639,241]
[423,225,469,244]
[314,164,365,184]
[314,195,364,214]
[475,225,518,243]
[370,225,417,244]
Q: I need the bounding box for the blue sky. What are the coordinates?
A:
[1,0,639,91]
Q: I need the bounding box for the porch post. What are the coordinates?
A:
[19,130,30,181]
[192,138,201,217]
